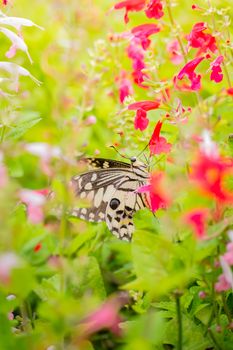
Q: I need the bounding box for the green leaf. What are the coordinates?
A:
[6,112,41,140]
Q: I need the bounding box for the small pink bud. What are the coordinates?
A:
[198,291,206,299]
[216,325,222,333]
[86,115,96,125]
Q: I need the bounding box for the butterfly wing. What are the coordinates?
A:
[80,158,131,170]
[105,178,147,241]
[71,168,135,222]
[71,160,149,240]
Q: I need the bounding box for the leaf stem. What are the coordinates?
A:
[175,291,183,350]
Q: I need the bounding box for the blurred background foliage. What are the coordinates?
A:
[1,0,233,349]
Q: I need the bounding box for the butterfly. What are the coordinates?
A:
[70,157,150,241]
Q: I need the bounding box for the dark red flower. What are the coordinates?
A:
[145,0,164,19]
[2,0,7,4]
[187,22,217,55]
[191,151,233,202]
[176,56,205,90]
[210,55,224,83]
[115,70,133,103]
[137,172,170,212]
[149,120,172,155]
[131,23,160,50]
[114,0,146,23]
[185,208,208,239]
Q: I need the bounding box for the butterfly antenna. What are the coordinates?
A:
[136,143,149,158]
[110,145,129,159]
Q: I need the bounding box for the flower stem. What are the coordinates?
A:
[166,0,187,64]
[175,291,183,350]
[221,293,232,323]
[0,125,6,143]
[208,328,223,350]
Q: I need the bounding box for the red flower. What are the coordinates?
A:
[115,70,133,103]
[167,39,183,65]
[227,87,233,96]
[131,23,160,50]
[128,100,160,131]
[187,22,217,55]
[210,55,224,83]
[114,0,146,23]
[128,100,160,111]
[149,120,172,155]
[34,243,42,252]
[145,0,164,19]
[176,56,205,90]
[134,109,149,130]
[2,0,7,4]
[185,208,208,239]
[190,151,233,203]
[137,172,170,212]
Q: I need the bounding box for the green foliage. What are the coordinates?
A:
[1,0,233,349]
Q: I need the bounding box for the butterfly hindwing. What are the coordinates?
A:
[71,158,149,241]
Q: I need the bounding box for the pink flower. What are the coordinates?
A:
[167,40,183,65]
[185,208,209,239]
[215,274,231,292]
[115,70,133,103]
[127,37,148,87]
[2,0,7,5]
[222,242,233,265]
[176,56,205,90]
[25,142,61,177]
[210,55,224,83]
[0,253,19,284]
[114,0,146,23]
[131,23,160,50]
[144,0,164,19]
[137,172,170,212]
[128,100,160,131]
[186,22,217,55]
[0,163,8,188]
[85,115,97,125]
[81,294,128,337]
[149,120,172,155]
[20,189,48,224]
[190,152,233,203]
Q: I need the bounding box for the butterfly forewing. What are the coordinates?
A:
[71,158,150,241]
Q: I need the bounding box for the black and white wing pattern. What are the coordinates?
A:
[71,157,150,241]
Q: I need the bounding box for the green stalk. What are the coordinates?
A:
[208,328,223,350]
[175,292,183,350]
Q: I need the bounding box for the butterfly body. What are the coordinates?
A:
[71,157,150,241]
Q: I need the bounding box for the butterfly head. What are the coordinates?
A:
[130,156,148,170]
